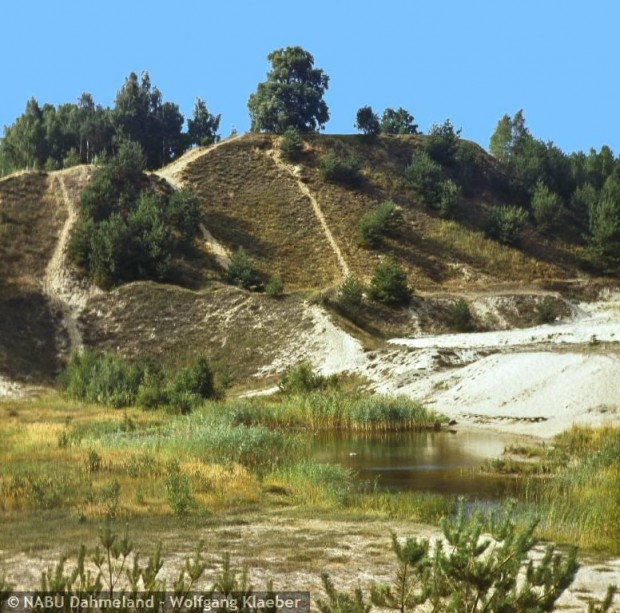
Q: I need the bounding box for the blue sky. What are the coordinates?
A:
[2,0,618,154]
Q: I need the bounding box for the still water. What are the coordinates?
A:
[312,429,526,500]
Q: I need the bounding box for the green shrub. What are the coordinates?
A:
[405,150,443,203]
[357,201,397,246]
[437,179,461,218]
[536,296,558,324]
[368,258,410,306]
[278,361,338,395]
[320,152,361,186]
[423,118,462,165]
[166,356,215,414]
[165,189,202,243]
[447,298,473,331]
[165,459,193,516]
[265,274,284,297]
[485,205,528,245]
[335,274,365,318]
[532,181,562,232]
[59,351,145,408]
[226,247,263,290]
[365,501,579,612]
[279,127,304,160]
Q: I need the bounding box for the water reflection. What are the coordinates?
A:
[312,429,525,499]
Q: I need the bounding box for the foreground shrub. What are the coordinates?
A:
[320,501,579,613]
[368,258,410,306]
[320,152,361,186]
[485,205,528,245]
[265,274,284,297]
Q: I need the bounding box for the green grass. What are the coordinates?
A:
[217,392,439,432]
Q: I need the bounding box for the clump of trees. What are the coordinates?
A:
[355,106,419,136]
[68,141,202,288]
[59,351,217,413]
[0,73,220,173]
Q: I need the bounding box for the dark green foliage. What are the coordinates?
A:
[355,106,380,136]
[226,247,263,290]
[424,119,461,165]
[532,181,562,232]
[187,97,220,146]
[357,201,398,246]
[437,179,461,218]
[59,351,145,408]
[59,352,216,411]
[317,572,372,613]
[447,298,473,331]
[369,258,410,306]
[279,127,304,160]
[405,151,443,203]
[165,189,203,243]
[365,501,579,612]
[320,152,361,186]
[112,72,185,169]
[485,205,528,246]
[166,356,215,414]
[588,197,620,266]
[278,361,338,395]
[248,46,329,133]
[68,143,199,288]
[455,140,484,191]
[536,297,558,324]
[336,274,365,319]
[265,274,284,297]
[380,107,418,135]
[489,110,574,197]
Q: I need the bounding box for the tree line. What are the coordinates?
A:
[2,46,619,268]
[0,72,220,173]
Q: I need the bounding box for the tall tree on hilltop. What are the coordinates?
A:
[248,46,329,133]
[112,72,185,169]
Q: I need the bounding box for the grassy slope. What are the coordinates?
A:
[179,134,583,292]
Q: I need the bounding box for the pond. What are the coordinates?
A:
[312,429,527,500]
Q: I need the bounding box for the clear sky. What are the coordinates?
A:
[2,0,618,154]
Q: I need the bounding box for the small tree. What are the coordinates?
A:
[320,152,361,186]
[437,179,461,218]
[424,119,461,165]
[187,97,221,146]
[532,181,562,232]
[369,258,410,306]
[265,274,284,297]
[357,201,397,246]
[588,197,620,266]
[447,298,473,331]
[355,106,380,136]
[226,247,262,290]
[485,205,528,246]
[405,151,443,204]
[336,275,365,319]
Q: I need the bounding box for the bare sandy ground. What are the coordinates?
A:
[2,516,617,611]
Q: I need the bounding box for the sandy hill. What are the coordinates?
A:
[0,134,618,426]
